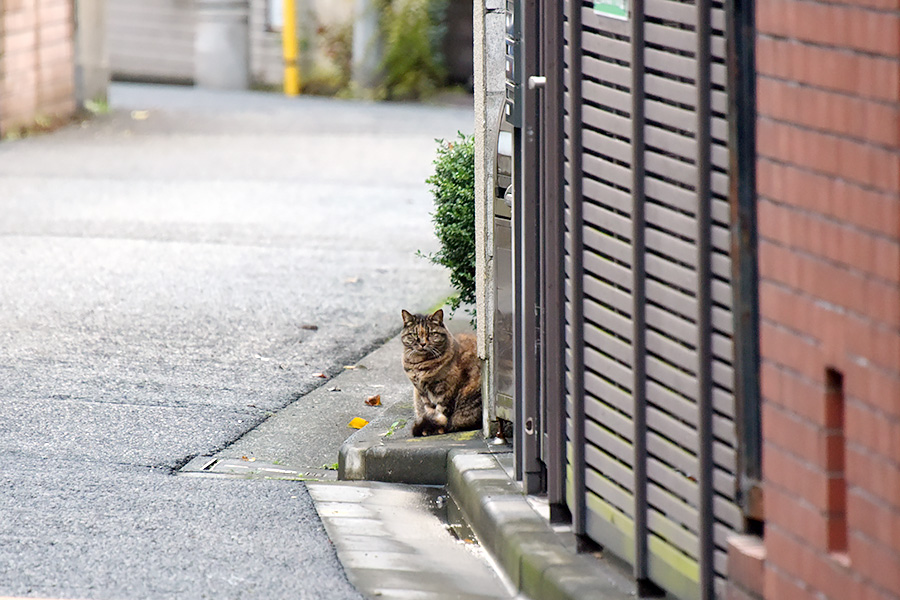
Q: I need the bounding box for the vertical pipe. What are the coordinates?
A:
[566,0,586,538]
[695,0,715,596]
[282,0,300,96]
[629,0,648,582]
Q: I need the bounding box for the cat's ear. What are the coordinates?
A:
[401,309,415,326]
[429,309,444,325]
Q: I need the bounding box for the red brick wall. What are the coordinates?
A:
[755,0,900,598]
[0,0,76,136]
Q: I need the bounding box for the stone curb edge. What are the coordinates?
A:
[446,450,633,600]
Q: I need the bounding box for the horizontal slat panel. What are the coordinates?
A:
[584,226,632,266]
[647,380,699,428]
[712,333,733,364]
[584,272,632,314]
[584,252,632,291]
[646,98,697,139]
[713,440,736,473]
[647,330,699,375]
[586,346,634,393]
[714,496,742,530]
[584,298,633,343]
[647,429,699,478]
[583,54,632,88]
[646,278,697,321]
[645,175,696,215]
[646,202,699,242]
[649,455,699,508]
[646,151,698,190]
[645,73,696,109]
[583,105,632,139]
[648,507,700,559]
[645,47,727,88]
[713,387,736,420]
[713,470,737,503]
[645,0,695,25]
[585,370,635,423]
[713,358,734,390]
[586,401,636,451]
[648,404,700,454]
[584,177,632,215]
[645,22,697,56]
[647,304,696,346]
[584,130,633,166]
[644,124,696,164]
[646,253,697,291]
[646,354,699,399]
[584,201,632,239]
[584,154,632,190]
[583,80,633,114]
[585,325,634,371]
[585,453,636,517]
[712,278,732,307]
[712,224,730,253]
[585,442,636,495]
[713,414,736,446]
[581,25,631,62]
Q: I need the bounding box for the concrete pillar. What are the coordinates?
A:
[474,0,506,432]
[350,0,383,91]
[74,0,110,106]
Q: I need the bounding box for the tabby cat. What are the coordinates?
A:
[401,309,482,436]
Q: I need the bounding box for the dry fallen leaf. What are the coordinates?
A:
[130,110,150,120]
[240,456,256,462]
[348,417,369,429]
[365,395,382,406]
[312,372,327,378]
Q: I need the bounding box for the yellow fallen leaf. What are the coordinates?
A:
[348,417,369,429]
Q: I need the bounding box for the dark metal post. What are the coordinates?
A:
[517,0,543,494]
[629,0,649,584]
[725,0,762,523]
[540,0,567,509]
[565,0,587,537]
[696,0,715,596]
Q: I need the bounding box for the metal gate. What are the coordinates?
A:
[526,0,757,598]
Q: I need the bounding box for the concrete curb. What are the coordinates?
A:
[337,429,635,600]
[447,451,635,600]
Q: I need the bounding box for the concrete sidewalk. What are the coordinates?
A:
[216,313,638,600]
[329,333,638,600]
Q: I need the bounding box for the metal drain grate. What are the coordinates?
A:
[179,456,338,481]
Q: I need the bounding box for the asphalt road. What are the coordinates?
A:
[0,83,473,599]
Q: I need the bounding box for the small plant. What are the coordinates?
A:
[423,133,476,318]
[383,419,408,437]
[378,0,448,100]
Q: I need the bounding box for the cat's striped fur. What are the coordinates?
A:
[401,309,482,436]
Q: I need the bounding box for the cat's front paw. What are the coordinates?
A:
[412,418,445,437]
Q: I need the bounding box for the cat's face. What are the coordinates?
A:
[401,309,449,359]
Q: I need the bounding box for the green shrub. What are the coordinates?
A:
[423,133,476,316]
[378,0,447,100]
